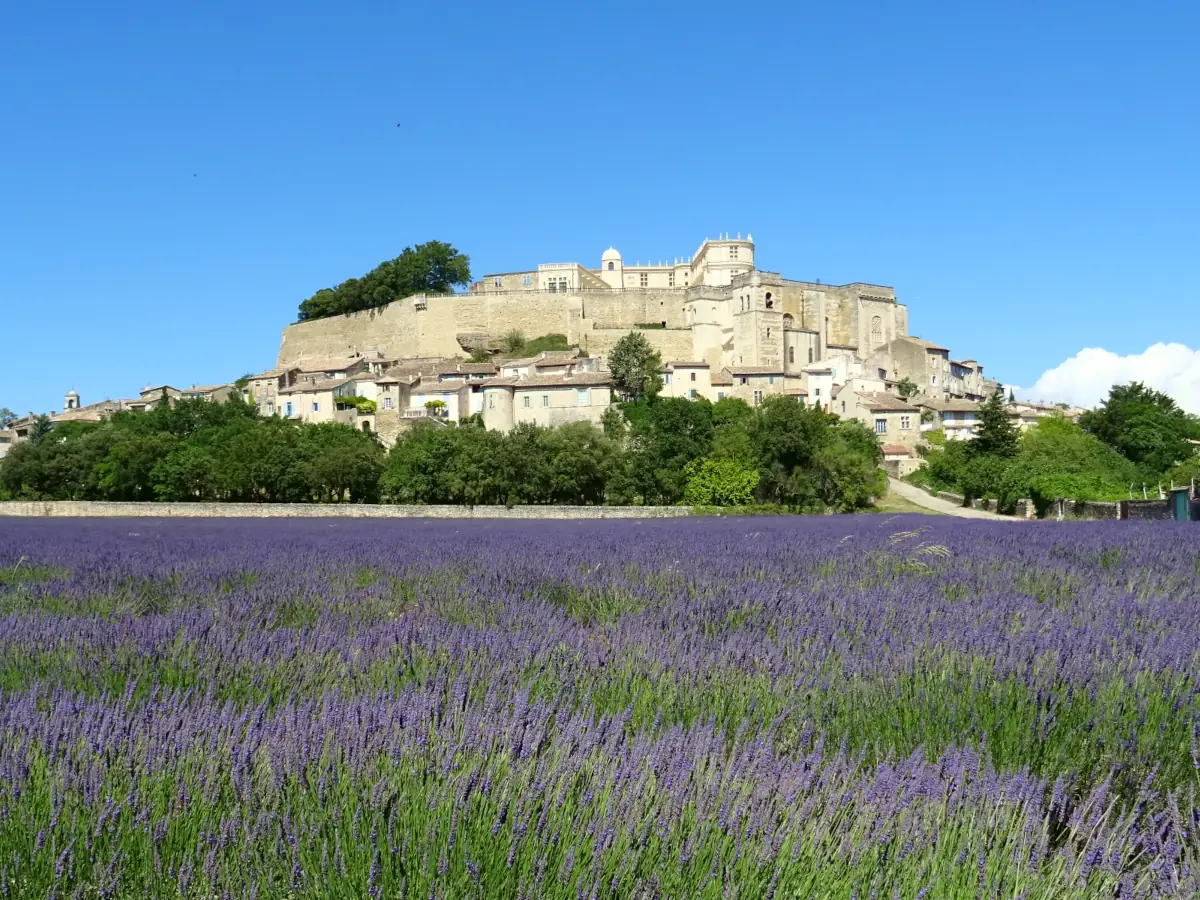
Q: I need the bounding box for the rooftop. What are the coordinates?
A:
[856,392,919,412]
[726,366,785,376]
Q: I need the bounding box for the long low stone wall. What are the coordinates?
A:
[0,502,693,520]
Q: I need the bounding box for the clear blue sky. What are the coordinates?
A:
[2,0,1198,416]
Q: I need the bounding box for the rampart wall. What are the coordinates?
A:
[277,290,695,368]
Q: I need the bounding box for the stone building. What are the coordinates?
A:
[275,233,911,387]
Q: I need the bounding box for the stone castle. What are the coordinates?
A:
[2,233,1000,467]
[276,234,910,377]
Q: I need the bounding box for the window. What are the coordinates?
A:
[559,277,568,292]
[765,292,773,309]
[841,401,846,412]
[311,401,319,412]
[607,261,615,271]
[815,387,821,398]
[488,395,495,409]
[900,415,911,430]
[384,397,393,410]
[548,280,557,293]
[639,273,648,288]
[664,372,672,385]
[577,388,588,406]
[542,395,549,407]
[878,368,887,380]
[782,313,793,329]
[266,403,274,415]
[285,402,293,417]
[730,246,739,259]
[753,390,763,406]
[688,389,697,399]
[769,376,776,385]
[522,275,532,286]
[870,316,883,345]
[739,376,748,385]
[523,396,531,408]
[766,328,772,340]
[931,375,937,386]
[875,418,887,435]
[493,276,503,287]
[808,348,814,364]
[668,273,674,287]
[689,372,696,382]
[717,392,725,400]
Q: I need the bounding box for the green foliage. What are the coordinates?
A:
[296,241,470,321]
[917,415,1145,514]
[971,392,1019,458]
[521,333,571,355]
[0,399,384,504]
[1079,381,1200,476]
[383,421,618,506]
[28,414,53,444]
[468,347,493,363]
[0,407,15,428]
[502,330,526,354]
[895,376,919,400]
[336,395,376,414]
[1166,453,1200,487]
[632,321,666,329]
[683,458,759,506]
[608,332,663,401]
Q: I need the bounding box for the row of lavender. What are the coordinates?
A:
[0,516,1197,897]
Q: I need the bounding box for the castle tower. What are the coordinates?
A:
[599,247,623,289]
[64,390,80,410]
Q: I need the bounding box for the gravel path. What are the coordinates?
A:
[886,478,1020,520]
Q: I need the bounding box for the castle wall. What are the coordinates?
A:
[279,290,699,369]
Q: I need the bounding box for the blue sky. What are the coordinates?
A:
[2,0,1198,416]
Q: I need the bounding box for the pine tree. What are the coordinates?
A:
[972,391,1020,458]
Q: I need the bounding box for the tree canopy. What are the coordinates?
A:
[1079,382,1200,477]
[608,333,663,402]
[297,241,471,321]
[0,398,383,503]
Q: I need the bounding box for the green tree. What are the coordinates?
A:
[626,398,713,503]
[0,408,15,428]
[683,458,759,507]
[28,414,53,444]
[748,396,833,509]
[300,423,385,503]
[297,241,471,321]
[152,444,219,501]
[609,332,663,401]
[1079,382,1200,476]
[895,377,920,401]
[1008,388,1016,403]
[503,330,526,355]
[971,392,1020,458]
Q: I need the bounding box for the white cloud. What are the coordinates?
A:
[1016,343,1200,413]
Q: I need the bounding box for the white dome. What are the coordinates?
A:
[601,247,622,263]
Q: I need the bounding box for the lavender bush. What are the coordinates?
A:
[0,515,1197,898]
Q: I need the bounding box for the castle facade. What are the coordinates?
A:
[276,234,910,378]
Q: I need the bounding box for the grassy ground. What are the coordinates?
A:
[871,487,944,514]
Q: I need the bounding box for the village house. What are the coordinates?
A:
[481,372,614,433]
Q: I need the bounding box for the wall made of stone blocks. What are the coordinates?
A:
[0,502,694,520]
[1123,499,1174,520]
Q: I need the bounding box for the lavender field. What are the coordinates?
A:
[0,517,1198,899]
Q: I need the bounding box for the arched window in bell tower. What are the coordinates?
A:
[870,315,883,345]
[607,261,614,271]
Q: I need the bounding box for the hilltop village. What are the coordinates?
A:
[3,234,1070,472]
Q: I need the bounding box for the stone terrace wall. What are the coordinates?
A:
[0,502,692,520]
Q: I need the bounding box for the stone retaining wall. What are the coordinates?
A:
[0,502,693,520]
